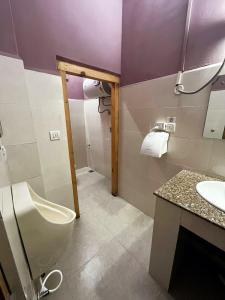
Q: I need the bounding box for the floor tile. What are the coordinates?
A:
[115,213,154,270]
[57,212,114,275]
[47,170,172,300]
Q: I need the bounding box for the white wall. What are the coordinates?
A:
[0,54,73,210]
[69,99,88,169]
[25,70,74,209]
[0,55,44,194]
[119,63,225,217]
[84,99,111,178]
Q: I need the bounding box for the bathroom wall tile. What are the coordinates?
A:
[42,163,71,190]
[0,103,35,146]
[167,137,213,172]
[120,108,151,133]
[69,99,86,128]
[174,107,208,139]
[0,55,29,105]
[25,70,63,107]
[74,144,88,169]
[178,64,219,108]
[26,176,45,197]
[119,170,160,218]
[36,138,70,168]
[120,130,154,180]
[0,161,10,187]
[84,99,111,177]
[45,183,74,209]
[120,106,184,134]
[31,103,67,141]
[7,143,41,183]
[71,111,87,169]
[121,74,178,110]
[25,69,74,208]
[208,140,225,177]
[104,137,111,179]
[147,159,184,184]
[119,63,225,217]
[178,87,211,109]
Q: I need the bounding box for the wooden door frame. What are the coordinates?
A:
[58,61,120,218]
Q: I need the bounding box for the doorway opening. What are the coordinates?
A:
[58,61,120,218]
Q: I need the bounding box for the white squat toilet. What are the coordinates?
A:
[12,182,76,296]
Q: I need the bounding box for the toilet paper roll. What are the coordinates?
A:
[140,131,169,158]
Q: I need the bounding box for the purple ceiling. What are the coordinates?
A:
[1,0,225,87]
[0,0,18,57]
[68,75,84,100]
[121,0,225,86]
[2,0,122,75]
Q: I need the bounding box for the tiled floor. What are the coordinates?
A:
[47,169,172,300]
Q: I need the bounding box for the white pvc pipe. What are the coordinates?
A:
[39,270,63,297]
[181,0,193,72]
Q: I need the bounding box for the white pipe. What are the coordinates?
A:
[39,270,63,298]
[181,0,193,72]
[175,0,193,94]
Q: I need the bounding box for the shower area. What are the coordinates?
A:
[68,75,112,194]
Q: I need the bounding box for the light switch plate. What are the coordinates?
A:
[49,130,60,141]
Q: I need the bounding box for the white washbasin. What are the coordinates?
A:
[12,182,76,279]
[196,181,225,212]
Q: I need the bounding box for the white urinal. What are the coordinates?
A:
[12,182,76,280]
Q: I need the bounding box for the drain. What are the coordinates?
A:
[88,170,94,173]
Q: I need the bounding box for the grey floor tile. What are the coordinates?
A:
[57,214,114,275]
[47,170,172,300]
[45,276,75,300]
[115,213,154,270]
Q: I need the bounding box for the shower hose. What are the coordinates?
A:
[39,269,63,298]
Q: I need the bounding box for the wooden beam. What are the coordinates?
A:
[59,70,80,218]
[111,83,120,196]
[57,61,120,84]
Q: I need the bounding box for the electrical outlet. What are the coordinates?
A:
[165,123,176,133]
[155,122,165,130]
[49,130,60,141]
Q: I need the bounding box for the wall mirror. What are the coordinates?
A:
[203,75,225,140]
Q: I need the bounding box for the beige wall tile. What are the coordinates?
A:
[208,140,225,176]
[26,176,45,197]
[84,99,111,178]
[119,169,160,218]
[45,183,74,210]
[69,99,88,169]
[0,55,29,105]
[0,161,10,187]
[174,107,207,139]
[119,64,224,217]
[0,103,35,146]
[121,74,178,110]
[25,70,63,107]
[0,56,45,194]
[7,143,41,183]
[167,137,213,171]
[25,70,74,208]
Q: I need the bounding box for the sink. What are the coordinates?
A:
[196,181,225,212]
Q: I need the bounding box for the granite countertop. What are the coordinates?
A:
[154,170,225,229]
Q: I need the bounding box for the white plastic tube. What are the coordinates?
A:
[39,270,63,298]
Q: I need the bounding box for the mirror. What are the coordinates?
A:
[203,75,225,139]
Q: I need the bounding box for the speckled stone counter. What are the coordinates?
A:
[154,170,225,230]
